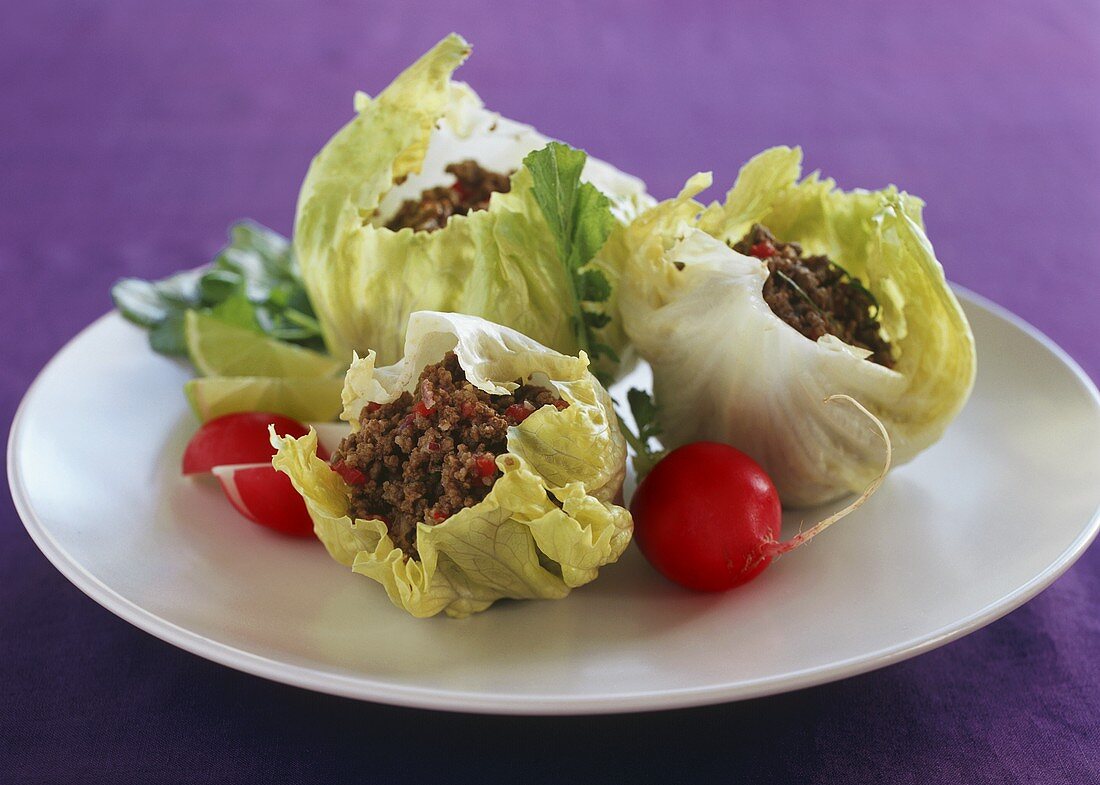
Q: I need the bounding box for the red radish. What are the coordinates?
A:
[212,463,314,537]
[630,395,891,592]
[182,412,327,474]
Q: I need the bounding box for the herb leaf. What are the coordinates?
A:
[627,388,662,443]
[576,268,612,302]
[525,142,614,271]
[110,221,327,362]
[111,278,171,327]
[210,288,262,331]
[588,342,620,364]
[198,269,241,305]
[618,388,666,477]
[582,309,612,330]
[524,142,617,361]
[148,311,189,356]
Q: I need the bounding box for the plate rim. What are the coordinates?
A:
[8,286,1100,715]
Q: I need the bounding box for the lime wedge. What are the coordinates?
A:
[184,311,345,378]
[185,376,344,423]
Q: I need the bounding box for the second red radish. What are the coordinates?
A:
[182,411,327,475]
[183,411,326,537]
[212,463,315,537]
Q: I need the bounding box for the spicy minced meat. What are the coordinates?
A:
[733,224,895,368]
[329,352,567,559]
[384,160,512,233]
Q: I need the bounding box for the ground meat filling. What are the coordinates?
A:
[330,352,568,559]
[733,224,895,368]
[384,160,512,233]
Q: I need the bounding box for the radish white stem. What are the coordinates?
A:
[762,394,893,558]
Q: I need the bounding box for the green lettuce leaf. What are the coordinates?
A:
[272,311,632,618]
[617,148,975,506]
[293,34,652,377]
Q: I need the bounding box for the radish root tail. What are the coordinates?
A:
[762,394,893,558]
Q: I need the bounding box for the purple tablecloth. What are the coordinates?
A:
[3,1,1098,782]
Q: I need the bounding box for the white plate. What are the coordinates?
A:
[8,290,1100,715]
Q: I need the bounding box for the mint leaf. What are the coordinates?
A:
[111,221,325,362]
[112,278,170,327]
[199,269,241,305]
[148,311,188,356]
[153,269,204,307]
[215,221,297,301]
[210,288,261,332]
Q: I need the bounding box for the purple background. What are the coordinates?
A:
[3,1,1098,782]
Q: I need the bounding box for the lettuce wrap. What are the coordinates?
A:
[294,34,652,379]
[616,147,976,506]
[272,311,632,618]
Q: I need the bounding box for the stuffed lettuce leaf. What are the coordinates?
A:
[617,148,976,506]
[272,311,632,618]
[294,34,652,378]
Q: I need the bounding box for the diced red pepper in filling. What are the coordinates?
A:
[749,242,775,259]
[475,455,497,478]
[505,404,533,423]
[332,461,367,485]
[413,400,435,417]
[366,402,382,413]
